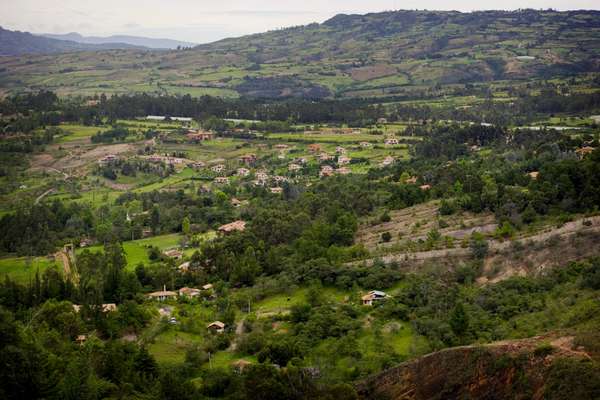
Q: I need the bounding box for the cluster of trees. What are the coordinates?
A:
[91,127,132,143]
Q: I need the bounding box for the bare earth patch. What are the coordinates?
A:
[350,64,397,81]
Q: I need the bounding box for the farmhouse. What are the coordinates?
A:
[211,164,226,173]
[576,146,595,159]
[218,220,246,234]
[231,198,242,207]
[420,184,432,191]
[80,238,93,247]
[528,171,540,180]
[336,146,346,154]
[147,155,186,165]
[385,138,399,145]
[179,287,201,298]
[163,249,183,259]
[320,165,334,177]
[102,303,117,312]
[237,168,250,177]
[362,290,388,306]
[178,261,190,272]
[148,288,178,301]
[186,129,214,141]
[381,156,395,166]
[377,118,388,124]
[273,175,288,183]
[239,154,257,165]
[189,161,206,170]
[207,321,225,333]
[202,284,214,291]
[405,176,418,184]
[319,153,333,161]
[270,187,283,194]
[308,144,321,152]
[76,335,87,345]
[214,177,229,184]
[255,172,269,182]
[275,144,289,150]
[288,163,302,172]
[232,359,252,373]
[338,156,351,165]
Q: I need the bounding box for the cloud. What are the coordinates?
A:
[223,10,322,17]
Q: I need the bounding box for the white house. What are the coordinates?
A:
[362,290,388,306]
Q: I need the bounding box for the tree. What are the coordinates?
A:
[470,232,489,259]
[381,232,392,242]
[182,216,191,236]
[449,302,469,338]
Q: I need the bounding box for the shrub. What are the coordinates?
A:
[381,232,392,242]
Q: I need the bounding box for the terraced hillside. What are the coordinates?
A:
[1,9,599,97]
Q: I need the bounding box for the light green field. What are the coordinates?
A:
[268,132,380,143]
[148,329,204,364]
[56,124,110,143]
[79,233,184,269]
[0,256,59,283]
[253,287,348,314]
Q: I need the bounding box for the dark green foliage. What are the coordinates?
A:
[449,302,469,338]
[470,233,489,259]
[91,127,131,143]
[381,232,392,242]
[545,358,600,400]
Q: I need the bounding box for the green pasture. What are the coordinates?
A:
[79,233,184,269]
[0,256,59,283]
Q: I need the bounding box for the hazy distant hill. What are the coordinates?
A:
[41,32,196,50]
[1,10,599,97]
[0,27,145,55]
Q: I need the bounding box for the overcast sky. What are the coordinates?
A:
[2,0,598,44]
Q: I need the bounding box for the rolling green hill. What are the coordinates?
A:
[1,9,599,98]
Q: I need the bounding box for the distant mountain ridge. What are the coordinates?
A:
[1,10,600,97]
[41,32,196,50]
[0,26,145,55]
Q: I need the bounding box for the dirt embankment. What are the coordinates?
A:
[350,216,600,283]
[29,142,136,175]
[356,334,592,400]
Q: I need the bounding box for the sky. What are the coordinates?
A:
[1,0,599,44]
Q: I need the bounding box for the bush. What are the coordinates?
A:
[381,232,392,242]
[380,212,391,223]
[545,358,600,400]
[470,233,489,259]
[439,199,456,215]
[533,343,555,357]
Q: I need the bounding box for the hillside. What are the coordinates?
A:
[0,26,145,56]
[1,9,599,97]
[356,334,599,399]
[41,32,196,50]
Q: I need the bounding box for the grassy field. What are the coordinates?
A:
[56,124,110,143]
[148,329,204,365]
[79,233,184,269]
[253,286,348,315]
[0,256,59,283]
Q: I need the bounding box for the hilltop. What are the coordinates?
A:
[40,32,196,50]
[0,26,145,56]
[1,9,599,97]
